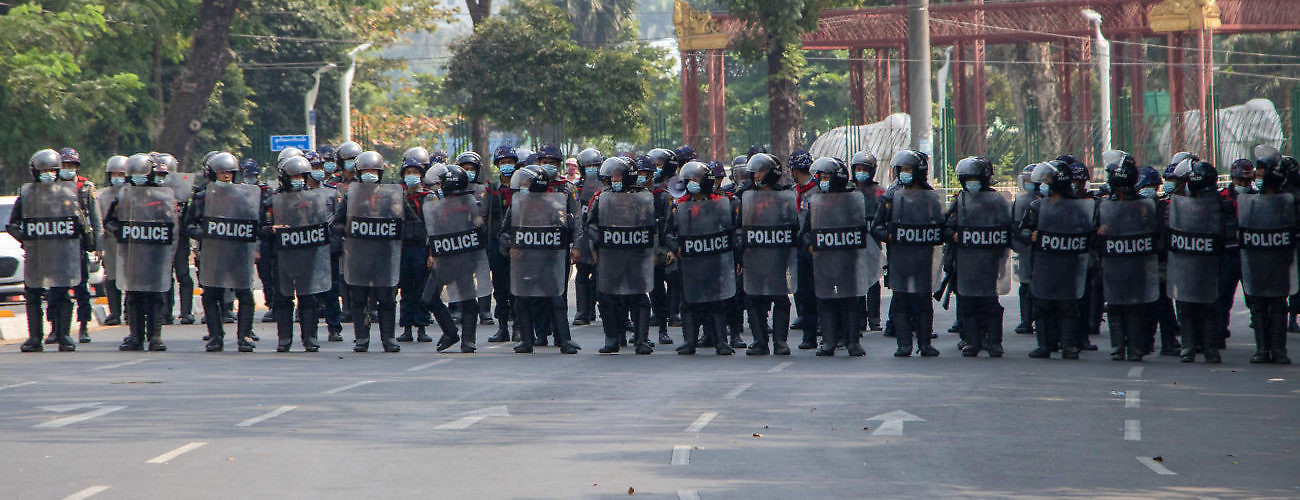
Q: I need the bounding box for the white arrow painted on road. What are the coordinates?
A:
[34,402,126,428]
[865,410,925,436]
[435,406,509,430]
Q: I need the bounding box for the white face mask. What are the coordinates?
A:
[38,172,57,183]
[289,178,306,190]
[403,175,421,187]
[109,177,126,186]
[58,168,76,180]
[360,172,379,184]
[964,180,982,192]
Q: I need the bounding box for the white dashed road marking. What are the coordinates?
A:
[321,380,376,395]
[1137,456,1177,475]
[146,442,208,464]
[767,362,793,373]
[236,405,297,427]
[62,486,110,500]
[723,382,753,399]
[684,412,718,433]
[671,445,691,466]
[1124,420,1141,441]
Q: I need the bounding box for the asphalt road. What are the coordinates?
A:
[1,290,1296,500]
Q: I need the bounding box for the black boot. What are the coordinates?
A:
[78,321,90,343]
[460,311,477,353]
[816,328,837,357]
[436,328,460,352]
[328,324,344,342]
[1027,326,1051,358]
[917,331,940,357]
[397,326,414,342]
[846,330,866,357]
[54,314,76,352]
[488,324,510,342]
[351,303,370,352]
[416,326,433,342]
[1250,325,1272,363]
[146,310,166,352]
[676,313,698,355]
[1271,328,1291,364]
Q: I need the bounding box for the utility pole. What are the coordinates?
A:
[907,0,933,159]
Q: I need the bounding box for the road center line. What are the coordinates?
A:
[1125,390,1141,408]
[145,442,208,464]
[670,445,691,466]
[0,381,37,391]
[677,490,701,500]
[1127,366,1144,378]
[1125,420,1141,441]
[684,412,718,433]
[92,358,150,371]
[236,405,297,427]
[34,406,125,428]
[723,382,754,399]
[767,361,793,373]
[406,359,450,372]
[1137,456,1177,475]
[62,486,110,500]
[321,380,376,395]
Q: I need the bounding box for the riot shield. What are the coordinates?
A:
[886,188,944,293]
[166,172,197,203]
[115,186,177,292]
[741,189,799,296]
[952,190,1012,297]
[424,193,492,303]
[676,197,736,303]
[1010,193,1038,283]
[1029,197,1094,300]
[575,180,599,266]
[1237,193,1298,298]
[342,183,403,288]
[594,191,656,295]
[509,191,569,297]
[197,183,260,289]
[1097,198,1160,305]
[273,189,334,296]
[18,183,83,288]
[97,185,119,281]
[1167,193,1223,303]
[809,191,877,298]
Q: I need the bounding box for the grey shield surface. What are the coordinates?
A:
[886,189,944,294]
[97,185,120,281]
[343,183,403,288]
[1237,193,1298,298]
[1029,197,1094,301]
[576,176,601,265]
[198,183,260,289]
[1098,199,1160,305]
[595,191,655,295]
[509,191,569,297]
[115,186,178,292]
[1010,193,1038,283]
[810,191,876,299]
[741,189,800,296]
[1167,193,1222,303]
[167,172,196,203]
[273,189,334,296]
[953,190,1012,297]
[19,182,83,288]
[676,197,736,303]
[423,193,491,303]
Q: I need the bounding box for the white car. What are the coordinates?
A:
[0,195,105,299]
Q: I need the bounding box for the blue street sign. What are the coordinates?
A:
[270,135,311,152]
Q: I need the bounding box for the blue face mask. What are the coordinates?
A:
[360,172,379,184]
[611,181,624,192]
[855,171,872,183]
[1254,179,1265,191]
[542,164,558,177]
[403,175,421,187]
[1162,181,1176,194]
[151,177,166,186]
[635,175,648,187]
[654,168,663,180]
[1138,187,1157,198]
[964,180,982,192]
[343,160,356,172]
[585,167,598,178]
[499,164,515,177]
[1234,185,1251,194]
[109,177,125,186]
[310,170,325,182]
[435,188,444,198]
[130,175,148,186]
[58,168,76,181]
[324,162,338,174]
[819,180,831,192]
[1038,183,1051,196]
[289,178,305,191]
[466,170,477,182]
[1023,182,1035,193]
[898,172,913,185]
[38,171,57,183]
[686,181,702,194]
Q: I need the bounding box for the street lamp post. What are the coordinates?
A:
[1083,9,1111,152]
[306,63,337,151]
[341,42,373,143]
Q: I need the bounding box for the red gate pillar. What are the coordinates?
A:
[1167,34,1185,157]
[1079,38,1094,163]
[681,50,699,147]
[707,49,727,161]
[971,36,986,154]
[899,43,909,115]
[1130,34,1146,164]
[875,48,891,120]
[850,48,867,125]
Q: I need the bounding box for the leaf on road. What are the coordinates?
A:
[627,486,635,495]
[1152,456,1163,462]
[752,433,763,438]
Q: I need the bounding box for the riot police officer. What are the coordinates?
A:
[850,151,885,333]
[330,141,363,324]
[187,152,261,352]
[1243,146,1294,364]
[425,163,491,353]
[1010,165,1040,336]
[105,154,178,351]
[49,148,101,343]
[1096,151,1160,361]
[739,153,798,356]
[501,165,580,354]
[667,161,737,355]
[1165,159,1233,363]
[587,156,656,354]
[332,151,404,353]
[304,150,345,341]
[1217,158,1255,347]
[645,148,680,339]
[151,152,195,326]
[573,148,604,326]
[943,156,1011,357]
[11,149,91,352]
[99,155,129,327]
[871,150,944,357]
[486,146,518,342]
[397,147,434,343]
[452,150,496,327]
[803,157,878,356]
[789,150,819,348]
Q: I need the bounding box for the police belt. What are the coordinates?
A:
[119,221,174,245]
[812,226,868,250]
[514,227,566,249]
[1099,232,1157,257]
[203,217,258,242]
[1237,228,1297,250]
[1035,230,1089,254]
[21,216,78,240]
[1168,229,1221,256]
[679,230,732,256]
[955,226,1011,249]
[744,225,798,248]
[429,228,484,256]
[596,226,654,249]
[892,223,943,246]
[347,216,402,240]
[276,223,329,250]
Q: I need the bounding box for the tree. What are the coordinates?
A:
[717,0,857,160]
[154,0,240,169]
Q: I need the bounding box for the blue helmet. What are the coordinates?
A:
[1135,166,1161,190]
[240,158,260,179]
[493,145,518,164]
